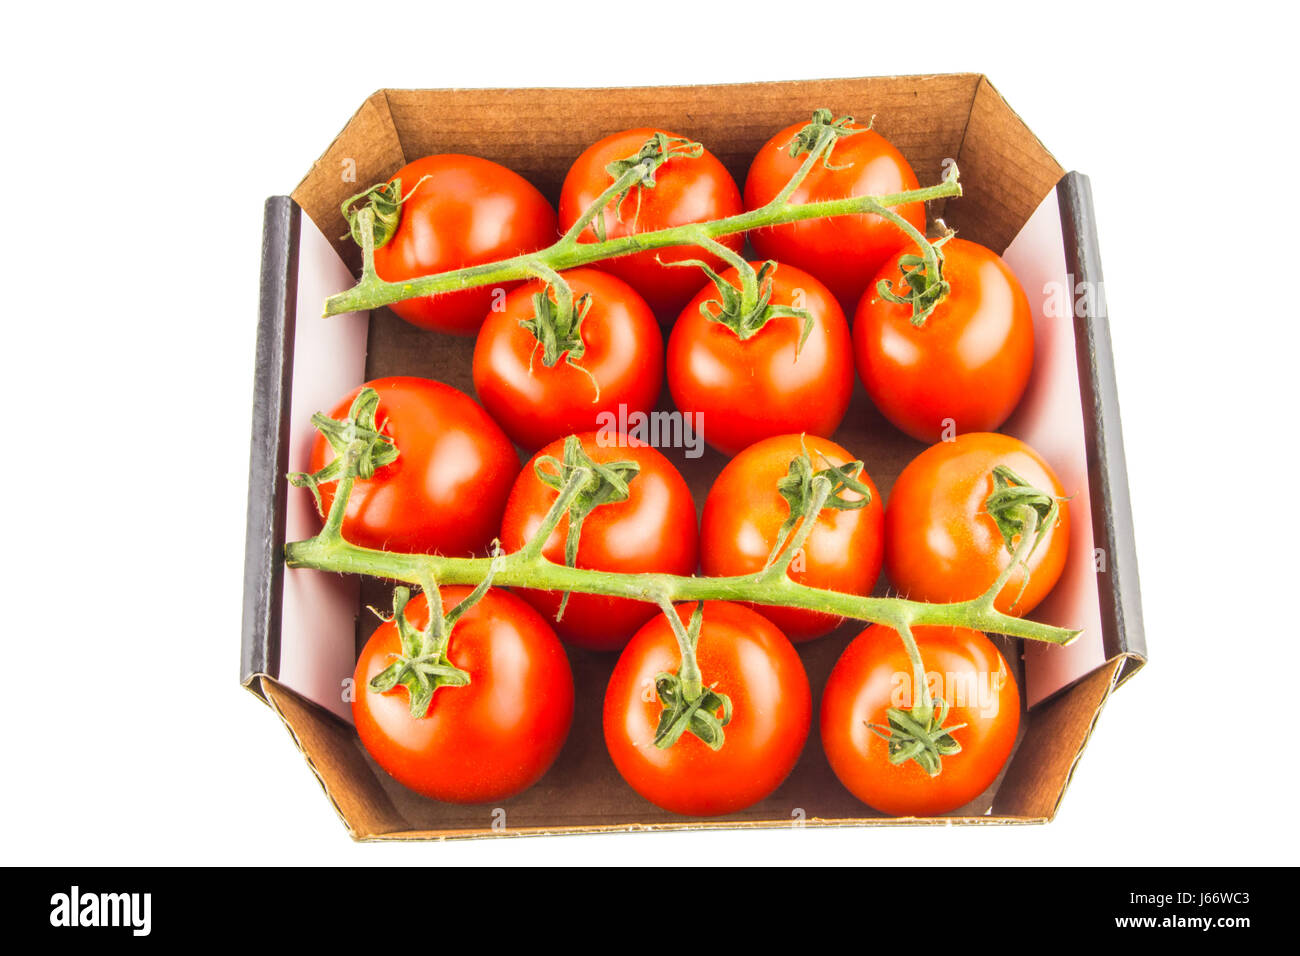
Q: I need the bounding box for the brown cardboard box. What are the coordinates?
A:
[242,74,1145,839]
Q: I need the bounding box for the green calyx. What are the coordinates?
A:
[654,674,733,751]
[519,270,600,401]
[534,435,641,618]
[367,571,500,718]
[985,465,1062,561]
[783,108,867,169]
[653,603,734,752]
[679,257,815,347]
[869,698,967,778]
[594,132,703,240]
[340,175,430,250]
[766,441,873,568]
[288,387,397,516]
[877,232,952,327]
[983,465,1066,609]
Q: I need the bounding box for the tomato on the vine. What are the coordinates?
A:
[744,118,922,309]
[353,586,573,804]
[820,623,1020,816]
[306,376,520,557]
[667,261,853,456]
[885,432,1070,616]
[559,128,743,315]
[854,237,1034,442]
[701,434,882,641]
[372,154,557,335]
[604,601,810,816]
[498,432,698,651]
[471,268,663,451]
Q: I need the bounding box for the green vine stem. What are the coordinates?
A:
[321,113,962,318]
[284,425,1080,648]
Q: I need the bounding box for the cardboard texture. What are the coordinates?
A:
[246,75,1141,839]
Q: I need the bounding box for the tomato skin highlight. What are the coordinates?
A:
[744,120,923,309]
[472,268,663,451]
[373,154,558,335]
[666,262,853,456]
[559,128,744,316]
[498,432,699,652]
[307,376,520,557]
[701,434,883,642]
[604,602,811,816]
[884,432,1070,616]
[820,624,1020,816]
[353,587,574,804]
[854,237,1034,443]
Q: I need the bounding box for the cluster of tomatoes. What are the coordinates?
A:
[301,114,1072,819]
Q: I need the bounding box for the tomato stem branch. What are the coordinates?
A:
[515,466,591,562]
[556,158,655,246]
[894,619,933,711]
[660,599,704,701]
[284,532,1079,646]
[760,475,832,583]
[977,504,1041,614]
[322,177,962,317]
[764,112,847,207]
[318,441,364,542]
[286,408,1077,648]
[691,232,759,314]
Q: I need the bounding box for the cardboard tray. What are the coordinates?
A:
[242,74,1145,839]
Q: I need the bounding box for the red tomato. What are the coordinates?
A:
[472,268,663,451]
[498,432,699,651]
[701,435,882,641]
[353,587,573,804]
[854,237,1034,442]
[885,433,1070,616]
[373,154,557,335]
[744,119,922,309]
[559,128,743,315]
[667,262,853,456]
[307,376,520,556]
[604,602,811,816]
[820,624,1020,816]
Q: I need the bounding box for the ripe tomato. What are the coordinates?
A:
[744,119,922,309]
[307,376,520,556]
[372,154,557,335]
[701,434,882,641]
[353,587,573,804]
[820,624,1020,816]
[471,268,663,451]
[604,602,810,816]
[558,128,743,315]
[885,433,1070,615]
[498,432,699,651]
[854,237,1034,442]
[666,262,853,456]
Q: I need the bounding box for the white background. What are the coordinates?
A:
[3,1,1296,866]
